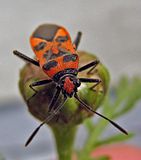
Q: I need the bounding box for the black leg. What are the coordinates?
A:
[79,78,101,91]
[73,31,82,50]
[79,78,100,83]
[87,64,98,75]
[78,60,99,73]
[90,79,101,91]
[28,79,52,101]
[30,79,52,91]
[29,79,52,92]
[48,87,61,112]
[13,50,39,67]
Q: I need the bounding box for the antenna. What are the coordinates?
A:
[25,96,67,146]
[74,94,128,135]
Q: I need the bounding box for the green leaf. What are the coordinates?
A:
[93,133,134,147]
[113,77,141,118]
[82,118,109,156]
[116,76,129,96]
[84,118,96,133]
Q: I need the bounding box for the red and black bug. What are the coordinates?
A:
[13,24,128,146]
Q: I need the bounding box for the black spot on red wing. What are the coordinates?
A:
[63,54,78,62]
[55,36,68,42]
[43,48,68,61]
[32,24,60,41]
[34,42,47,51]
[50,51,67,60]
[43,49,53,61]
[43,60,58,71]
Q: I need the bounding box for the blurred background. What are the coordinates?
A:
[0,0,141,159]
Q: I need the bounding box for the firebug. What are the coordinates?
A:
[13,24,128,146]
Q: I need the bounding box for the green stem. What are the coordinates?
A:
[52,125,77,160]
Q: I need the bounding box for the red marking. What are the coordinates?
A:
[52,46,59,54]
[63,77,75,94]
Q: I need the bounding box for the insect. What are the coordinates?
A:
[13,24,128,146]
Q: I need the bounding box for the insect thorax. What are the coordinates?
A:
[53,68,78,82]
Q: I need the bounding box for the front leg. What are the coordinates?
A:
[79,77,101,91]
[28,79,52,101]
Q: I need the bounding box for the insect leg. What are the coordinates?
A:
[48,87,61,112]
[78,60,99,73]
[25,94,67,147]
[79,78,100,83]
[13,50,39,67]
[29,79,52,91]
[27,79,52,101]
[74,93,128,135]
[73,31,82,50]
[79,78,101,91]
